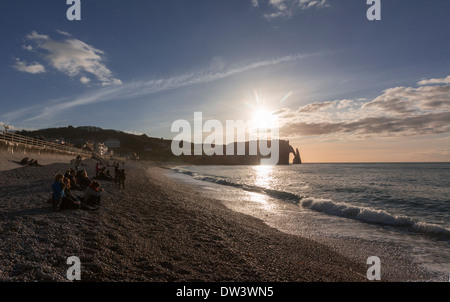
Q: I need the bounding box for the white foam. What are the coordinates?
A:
[300,197,450,239]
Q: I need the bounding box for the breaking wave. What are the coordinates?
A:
[172,167,450,240]
[300,198,450,239]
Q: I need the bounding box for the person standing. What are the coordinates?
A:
[95,162,101,178]
[74,155,82,171]
[114,162,120,184]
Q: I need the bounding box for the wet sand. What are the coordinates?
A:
[0,159,367,282]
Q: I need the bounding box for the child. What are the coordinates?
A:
[51,174,65,211]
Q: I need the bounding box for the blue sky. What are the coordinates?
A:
[1,0,449,162]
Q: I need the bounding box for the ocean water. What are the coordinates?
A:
[167,163,450,281]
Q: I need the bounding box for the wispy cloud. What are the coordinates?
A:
[253,0,329,20]
[55,29,72,37]
[13,52,313,122]
[16,31,122,86]
[297,100,336,113]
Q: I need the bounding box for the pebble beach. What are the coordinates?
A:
[0,157,368,282]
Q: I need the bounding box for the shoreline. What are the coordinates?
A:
[0,159,369,282]
[166,164,444,282]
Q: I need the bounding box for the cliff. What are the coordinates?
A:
[15,126,301,165]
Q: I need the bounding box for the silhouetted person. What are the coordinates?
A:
[117,169,126,189]
[114,163,120,184]
[76,169,91,190]
[63,178,98,211]
[84,181,103,206]
[95,163,101,177]
[61,178,82,210]
[96,168,113,181]
[65,169,81,190]
[74,155,82,171]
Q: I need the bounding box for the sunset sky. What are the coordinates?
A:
[1,0,449,162]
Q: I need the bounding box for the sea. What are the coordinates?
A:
[166,163,450,281]
[168,163,450,281]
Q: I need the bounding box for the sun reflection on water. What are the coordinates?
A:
[253,165,274,188]
[242,165,276,209]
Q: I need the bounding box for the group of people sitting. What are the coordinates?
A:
[50,160,127,211]
[95,162,126,189]
[20,157,41,167]
[51,168,103,212]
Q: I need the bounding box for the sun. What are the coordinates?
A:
[252,108,276,129]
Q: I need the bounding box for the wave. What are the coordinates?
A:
[172,167,450,240]
[300,198,450,239]
[172,167,301,203]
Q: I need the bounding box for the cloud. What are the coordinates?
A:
[0,121,26,131]
[280,112,450,137]
[0,122,34,132]
[20,31,121,86]
[276,82,450,138]
[418,75,450,86]
[209,56,226,72]
[298,100,336,113]
[22,45,33,51]
[253,0,329,20]
[364,85,450,113]
[13,59,46,74]
[80,77,91,84]
[0,122,12,131]
[56,29,72,37]
[124,130,145,136]
[12,52,313,122]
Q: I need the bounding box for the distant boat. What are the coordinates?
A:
[293,148,302,164]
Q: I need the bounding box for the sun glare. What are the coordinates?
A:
[252,108,275,129]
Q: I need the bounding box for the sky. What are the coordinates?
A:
[0,0,449,162]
